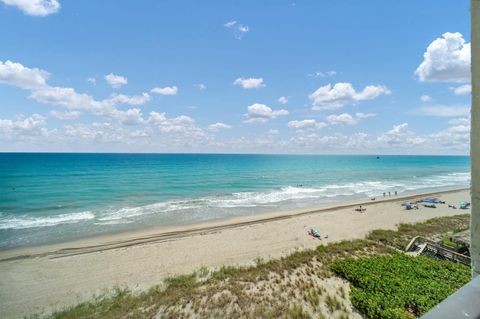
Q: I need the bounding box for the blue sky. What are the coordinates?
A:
[0,0,471,154]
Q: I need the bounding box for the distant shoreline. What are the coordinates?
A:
[0,186,469,261]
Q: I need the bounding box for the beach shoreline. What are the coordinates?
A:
[0,153,471,251]
[0,186,469,260]
[0,187,471,318]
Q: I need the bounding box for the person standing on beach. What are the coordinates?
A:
[383,192,386,197]
[395,191,397,196]
[388,192,391,196]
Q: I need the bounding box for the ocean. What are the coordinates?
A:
[0,153,470,249]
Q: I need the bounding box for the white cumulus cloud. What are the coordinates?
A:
[30,86,150,116]
[452,84,471,95]
[104,73,128,88]
[288,112,373,130]
[388,123,408,135]
[420,95,432,102]
[148,111,196,133]
[233,77,265,89]
[278,96,288,104]
[448,117,470,126]
[430,122,470,150]
[0,114,45,131]
[151,86,178,95]
[108,93,150,106]
[327,113,357,125]
[377,123,425,146]
[287,119,326,130]
[0,60,151,125]
[1,0,60,16]
[110,108,145,126]
[415,32,470,83]
[208,122,232,131]
[0,114,48,139]
[49,110,81,120]
[30,86,103,110]
[355,112,376,119]
[309,82,390,110]
[0,60,49,90]
[245,103,288,123]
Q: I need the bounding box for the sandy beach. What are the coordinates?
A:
[0,188,471,318]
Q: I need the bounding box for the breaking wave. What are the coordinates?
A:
[0,172,470,230]
[0,211,94,230]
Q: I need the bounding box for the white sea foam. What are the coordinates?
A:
[0,211,94,230]
[205,186,326,208]
[94,220,132,226]
[93,171,470,222]
[98,207,145,221]
[97,201,199,222]
[1,172,470,228]
[96,172,467,221]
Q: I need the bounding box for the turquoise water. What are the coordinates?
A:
[0,153,470,248]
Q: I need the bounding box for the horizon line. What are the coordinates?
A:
[0,151,470,157]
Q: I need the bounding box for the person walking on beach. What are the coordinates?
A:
[395,191,397,196]
[388,191,391,196]
[383,192,386,197]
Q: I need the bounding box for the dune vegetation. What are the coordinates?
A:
[331,253,469,319]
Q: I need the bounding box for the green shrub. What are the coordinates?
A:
[330,253,470,319]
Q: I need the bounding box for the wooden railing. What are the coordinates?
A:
[405,236,471,266]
